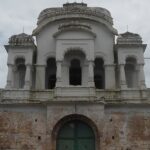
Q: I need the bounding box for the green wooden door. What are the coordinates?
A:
[57,120,95,150]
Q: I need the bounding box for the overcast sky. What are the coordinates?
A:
[0,0,150,88]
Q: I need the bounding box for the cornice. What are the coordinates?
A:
[53,22,96,38]
[4,45,37,52]
[37,4,113,26]
[115,44,147,51]
[32,15,118,36]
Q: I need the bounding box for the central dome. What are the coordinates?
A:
[33,2,117,35]
[37,2,113,25]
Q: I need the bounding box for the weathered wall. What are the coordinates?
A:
[0,104,150,150]
[103,105,150,150]
[0,105,47,150]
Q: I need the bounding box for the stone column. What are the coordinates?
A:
[120,64,127,89]
[88,61,95,87]
[35,65,46,89]
[105,64,116,89]
[6,64,13,89]
[139,64,146,89]
[24,64,32,90]
[56,61,62,87]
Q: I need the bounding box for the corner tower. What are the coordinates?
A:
[5,33,36,89]
[116,32,147,89]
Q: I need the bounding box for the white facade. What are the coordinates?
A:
[1,3,150,150]
[5,3,146,92]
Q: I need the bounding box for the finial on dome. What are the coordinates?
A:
[127,25,129,32]
[63,2,87,8]
[22,27,25,33]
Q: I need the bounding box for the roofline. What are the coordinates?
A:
[32,15,118,36]
[4,45,37,53]
[115,44,147,52]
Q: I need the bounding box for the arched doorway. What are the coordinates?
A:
[56,120,95,150]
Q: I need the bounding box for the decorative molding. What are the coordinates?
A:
[37,3,113,26]
[33,3,118,35]
[8,33,35,46]
[53,21,96,38]
[117,32,145,46]
[0,88,149,104]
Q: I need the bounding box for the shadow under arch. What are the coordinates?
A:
[64,48,86,60]
[52,114,100,150]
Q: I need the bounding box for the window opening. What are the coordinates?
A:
[69,59,81,85]
[45,58,56,89]
[94,58,105,89]
[125,57,138,88]
[15,58,26,88]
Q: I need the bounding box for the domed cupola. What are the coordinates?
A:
[116,32,147,89]
[117,32,143,45]
[8,33,35,47]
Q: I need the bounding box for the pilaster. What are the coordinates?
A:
[56,61,62,87]
[120,64,127,89]
[88,61,95,87]
[139,64,146,89]
[104,64,116,89]
[6,64,14,89]
[24,64,32,90]
[35,65,46,89]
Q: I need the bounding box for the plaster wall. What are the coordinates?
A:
[36,20,115,65]
[7,48,34,65]
[117,47,145,64]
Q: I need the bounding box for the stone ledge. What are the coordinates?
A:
[0,88,149,104]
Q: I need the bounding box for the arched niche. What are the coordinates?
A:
[125,57,138,88]
[14,58,26,89]
[45,58,56,89]
[69,59,82,85]
[64,49,86,86]
[94,58,105,89]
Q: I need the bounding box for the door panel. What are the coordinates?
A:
[57,120,95,150]
[77,139,95,150]
[57,139,74,150]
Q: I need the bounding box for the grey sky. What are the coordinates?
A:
[0,0,150,88]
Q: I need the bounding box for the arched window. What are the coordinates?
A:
[15,58,26,88]
[69,59,81,85]
[125,57,138,88]
[94,58,105,89]
[57,120,95,150]
[45,58,56,89]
